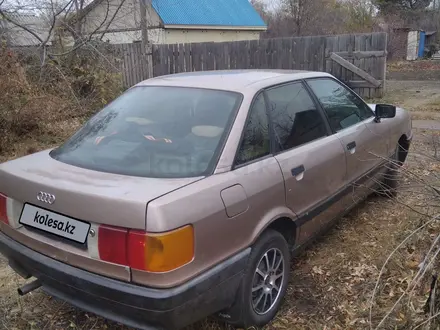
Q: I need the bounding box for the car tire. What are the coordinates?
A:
[219,229,290,328]
[380,144,403,197]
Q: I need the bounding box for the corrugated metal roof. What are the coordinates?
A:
[151,0,266,28]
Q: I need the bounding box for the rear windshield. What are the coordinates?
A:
[51,86,242,178]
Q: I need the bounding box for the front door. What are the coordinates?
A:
[265,81,348,245]
[306,77,389,202]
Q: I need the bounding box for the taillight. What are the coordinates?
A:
[0,193,9,225]
[129,226,194,272]
[97,224,194,273]
[98,225,128,265]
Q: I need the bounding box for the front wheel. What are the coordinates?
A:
[380,143,403,197]
[220,230,290,328]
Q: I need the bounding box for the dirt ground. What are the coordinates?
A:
[1,80,440,330]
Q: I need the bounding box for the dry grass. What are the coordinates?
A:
[387,60,440,73]
[0,47,122,163]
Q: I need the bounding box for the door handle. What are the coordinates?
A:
[291,165,305,181]
[346,141,356,154]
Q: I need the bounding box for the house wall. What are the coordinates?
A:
[407,31,419,61]
[162,29,261,44]
[100,29,165,44]
[82,0,161,36]
[96,28,260,44]
[80,0,262,45]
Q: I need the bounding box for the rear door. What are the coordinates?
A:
[266,81,348,245]
[306,78,389,202]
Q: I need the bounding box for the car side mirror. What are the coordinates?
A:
[375,104,396,122]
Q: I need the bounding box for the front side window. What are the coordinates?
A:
[51,86,242,178]
[307,78,374,132]
[265,82,328,151]
[235,94,270,165]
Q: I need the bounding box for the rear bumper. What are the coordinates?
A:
[0,231,250,330]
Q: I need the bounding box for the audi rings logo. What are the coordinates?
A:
[37,191,56,204]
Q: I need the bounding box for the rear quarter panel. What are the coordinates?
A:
[132,157,294,288]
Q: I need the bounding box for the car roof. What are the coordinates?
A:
[136,70,333,93]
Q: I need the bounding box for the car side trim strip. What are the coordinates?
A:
[295,161,387,227]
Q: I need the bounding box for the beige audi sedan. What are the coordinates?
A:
[0,70,412,329]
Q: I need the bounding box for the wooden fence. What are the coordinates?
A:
[150,32,388,98]
[13,32,388,98]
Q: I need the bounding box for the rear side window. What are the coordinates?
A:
[51,86,242,178]
[307,78,374,132]
[235,94,270,165]
[265,82,327,151]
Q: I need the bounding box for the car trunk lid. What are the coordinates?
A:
[0,150,203,230]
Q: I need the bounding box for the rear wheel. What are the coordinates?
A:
[220,230,290,328]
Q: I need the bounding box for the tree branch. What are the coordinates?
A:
[99,0,127,40]
[0,10,44,44]
[41,0,75,48]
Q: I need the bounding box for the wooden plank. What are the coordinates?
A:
[257,39,265,69]
[168,44,174,74]
[364,33,373,98]
[346,34,355,83]
[375,32,387,98]
[371,33,380,98]
[268,38,275,69]
[280,38,291,69]
[290,38,296,69]
[178,43,185,73]
[265,39,271,69]
[164,44,170,75]
[329,35,340,76]
[175,43,180,73]
[274,38,283,69]
[294,37,303,70]
[243,40,250,69]
[359,34,368,98]
[208,43,215,70]
[330,53,381,87]
[236,41,244,69]
[137,44,144,81]
[332,50,387,59]
[151,45,158,77]
[197,42,204,72]
[119,44,125,86]
[317,36,326,72]
[184,43,191,72]
[223,42,230,70]
[156,45,163,77]
[126,44,134,85]
[308,37,316,71]
[324,36,334,73]
[249,39,256,69]
[303,37,311,70]
[381,33,388,97]
[130,44,138,85]
[347,80,384,88]
[211,43,217,70]
[139,43,147,81]
[228,41,235,69]
[119,45,124,86]
[338,34,349,83]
